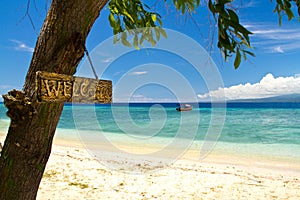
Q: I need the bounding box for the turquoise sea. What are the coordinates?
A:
[1,102,300,166]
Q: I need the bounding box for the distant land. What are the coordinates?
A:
[229,94,300,103]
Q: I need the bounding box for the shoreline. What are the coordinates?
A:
[52,131,300,174]
[1,133,300,199]
[1,131,300,174]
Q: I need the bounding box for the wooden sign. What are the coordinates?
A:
[36,71,112,103]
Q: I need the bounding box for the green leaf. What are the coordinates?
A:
[123,17,134,29]
[284,0,292,8]
[120,32,131,47]
[149,36,156,46]
[285,8,295,20]
[109,13,116,27]
[121,31,127,40]
[123,10,134,22]
[227,9,239,23]
[234,49,241,69]
[159,28,167,38]
[157,17,163,26]
[121,38,132,47]
[242,51,247,60]
[151,14,157,22]
[215,3,224,12]
[244,50,255,57]
[208,0,215,13]
[140,33,146,45]
[181,3,186,14]
[133,34,140,50]
[113,35,119,44]
[154,27,160,41]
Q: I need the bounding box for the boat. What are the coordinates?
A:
[176,104,192,111]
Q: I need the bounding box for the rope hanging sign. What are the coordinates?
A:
[35,47,112,104]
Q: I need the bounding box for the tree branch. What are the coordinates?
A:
[17,0,38,35]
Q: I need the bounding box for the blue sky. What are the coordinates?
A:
[0,0,300,102]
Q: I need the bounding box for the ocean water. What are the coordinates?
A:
[1,102,300,162]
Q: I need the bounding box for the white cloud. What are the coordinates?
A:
[95,51,115,63]
[238,0,257,8]
[0,85,12,89]
[251,29,287,35]
[273,46,284,53]
[114,94,186,103]
[198,73,300,101]
[246,24,300,53]
[113,94,154,102]
[10,39,34,53]
[113,71,124,76]
[101,57,114,63]
[131,94,153,102]
[129,71,148,75]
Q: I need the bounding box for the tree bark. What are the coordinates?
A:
[0,0,108,199]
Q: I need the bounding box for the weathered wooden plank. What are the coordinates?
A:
[36,71,73,102]
[72,77,112,103]
[36,71,112,103]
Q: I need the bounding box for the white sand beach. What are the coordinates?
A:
[1,134,300,200]
[38,137,300,200]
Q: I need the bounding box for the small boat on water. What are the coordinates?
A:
[176,104,192,111]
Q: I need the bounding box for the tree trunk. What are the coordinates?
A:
[0,0,108,199]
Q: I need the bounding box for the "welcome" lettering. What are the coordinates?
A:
[36,71,112,103]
